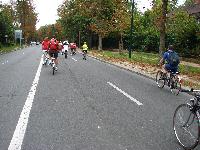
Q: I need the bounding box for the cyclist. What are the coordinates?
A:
[58,41,64,54]
[82,42,88,60]
[159,45,180,74]
[63,40,69,54]
[69,42,77,55]
[41,37,50,65]
[49,35,59,71]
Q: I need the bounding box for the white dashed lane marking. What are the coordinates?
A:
[72,58,77,62]
[107,82,143,106]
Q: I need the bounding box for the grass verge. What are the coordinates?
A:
[0,45,20,54]
[90,50,200,89]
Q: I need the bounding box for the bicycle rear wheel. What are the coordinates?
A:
[52,63,55,75]
[171,76,181,95]
[65,52,67,59]
[52,67,55,75]
[156,70,165,88]
[83,53,86,60]
[173,104,200,149]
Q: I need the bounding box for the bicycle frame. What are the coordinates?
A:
[183,99,200,128]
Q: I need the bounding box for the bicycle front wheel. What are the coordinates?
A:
[173,104,200,149]
[171,76,182,95]
[156,70,165,88]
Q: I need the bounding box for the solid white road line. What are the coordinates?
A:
[107,82,143,106]
[8,56,43,150]
[72,58,77,61]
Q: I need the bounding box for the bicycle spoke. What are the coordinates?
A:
[173,104,200,149]
[156,71,165,88]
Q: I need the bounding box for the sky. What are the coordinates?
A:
[1,0,185,30]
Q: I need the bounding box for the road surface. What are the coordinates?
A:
[0,45,198,150]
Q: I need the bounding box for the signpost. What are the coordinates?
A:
[15,30,22,47]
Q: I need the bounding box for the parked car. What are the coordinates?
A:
[30,41,36,45]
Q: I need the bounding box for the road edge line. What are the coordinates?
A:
[8,55,43,150]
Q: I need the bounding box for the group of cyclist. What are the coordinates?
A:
[41,36,88,71]
[41,37,200,149]
[42,34,179,78]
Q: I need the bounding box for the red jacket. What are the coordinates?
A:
[42,40,49,50]
[69,43,77,49]
[58,42,64,51]
[49,38,59,51]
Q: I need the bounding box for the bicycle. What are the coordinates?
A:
[43,50,49,66]
[51,57,56,75]
[156,70,182,95]
[173,89,200,149]
[65,49,68,59]
[82,50,87,60]
[71,48,76,55]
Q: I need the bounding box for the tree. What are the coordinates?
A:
[0,4,15,45]
[167,10,199,57]
[159,0,168,56]
[58,0,130,50]
[16,0,37,43]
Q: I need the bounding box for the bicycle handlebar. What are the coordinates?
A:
[181,89,200,93]
[181,89,193,92]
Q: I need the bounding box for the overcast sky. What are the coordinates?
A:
[1,0,185,30]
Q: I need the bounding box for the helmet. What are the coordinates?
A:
[168,45,174,50]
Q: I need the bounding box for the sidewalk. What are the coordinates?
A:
[181,61,200,68]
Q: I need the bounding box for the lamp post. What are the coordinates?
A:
[129,0,134,59]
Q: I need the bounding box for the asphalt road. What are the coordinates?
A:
[0,45,199,150]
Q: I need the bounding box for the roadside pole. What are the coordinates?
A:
[129,0,134,59]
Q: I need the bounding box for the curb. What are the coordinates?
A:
[88,54,156,81]
[88,54,192,91]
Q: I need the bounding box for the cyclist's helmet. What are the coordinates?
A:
[44,37,48,41]
[168,45,174,51]
[52,35,56,39]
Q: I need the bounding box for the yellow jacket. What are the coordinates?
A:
[82,43,88,50]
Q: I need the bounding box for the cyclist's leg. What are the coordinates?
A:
[42,50,46,64]
[53,51,59,70]
[46,50,50,59]
[163,64,172,77]
[83,50,87,59]
[45,50,49,60]
[49,51,54,65]
[171,67,178,82]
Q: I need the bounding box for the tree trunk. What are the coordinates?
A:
[119,32,123,54]
[159,0,168,57]
[88,32,92,50]
[98,35,102,50]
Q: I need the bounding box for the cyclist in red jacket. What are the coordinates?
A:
[49,35,59,70]
[41,37,50,65]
